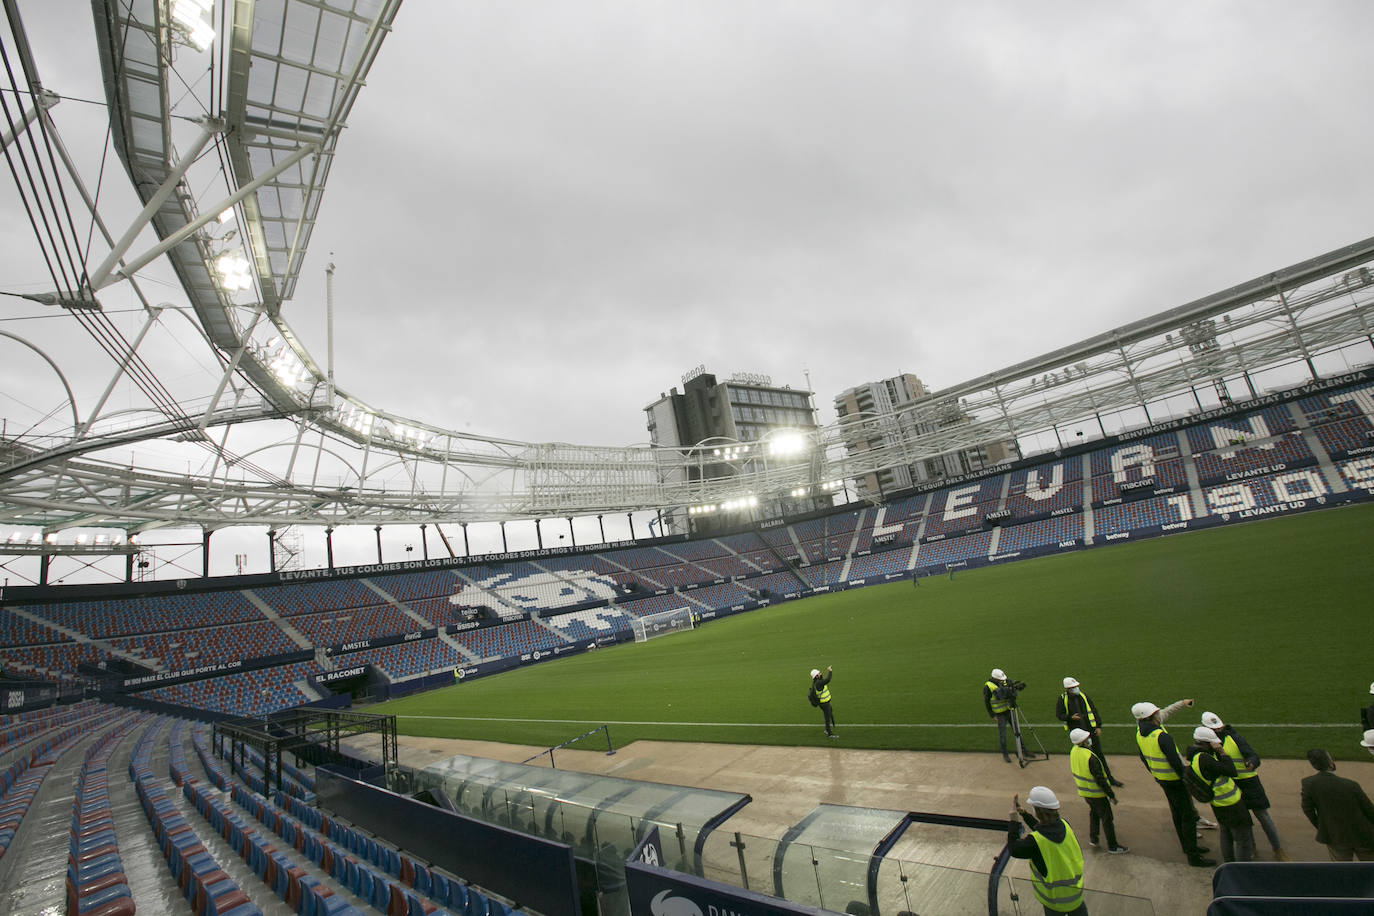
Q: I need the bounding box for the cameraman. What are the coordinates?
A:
[984,668,1022,763]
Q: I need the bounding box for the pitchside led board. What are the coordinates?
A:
[625,827,829,916]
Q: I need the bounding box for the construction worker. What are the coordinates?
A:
[1200,711,1288,860]
[1069,728,1127,854]
[1187,726,1254,863]
[985,668,1014,762]
[1362,682,1374,731]
[1009,786,1086,915]
[1057,676,1123,787]
[809,666,836,738]
[1132,699,1216,867]
[1362,730,1374,759]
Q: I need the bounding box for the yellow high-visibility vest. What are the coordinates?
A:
[986,680,1010,714]
[1070,745,1106,799]
[1029,822,1085,913]
[1137,728,1178,781]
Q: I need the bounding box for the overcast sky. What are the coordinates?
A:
[4,1,1374,574]
[284,0,1374,445]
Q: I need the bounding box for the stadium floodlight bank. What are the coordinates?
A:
[632,606,695,643]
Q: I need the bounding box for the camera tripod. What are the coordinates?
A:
[1009,705,1049,768]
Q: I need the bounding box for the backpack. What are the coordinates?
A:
[1183,755,1215,803]
[808,688,820,707]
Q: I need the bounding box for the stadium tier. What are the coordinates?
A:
[336,639,466,681]
[138,662,317,717]
[1,374,1371,723]
[287,605,421,646]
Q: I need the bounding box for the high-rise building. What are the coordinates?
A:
[835,373,1020,498]
[646,367,822,531]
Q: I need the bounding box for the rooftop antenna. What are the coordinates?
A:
[326,256,336,406]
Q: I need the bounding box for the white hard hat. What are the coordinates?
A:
[1368,681,1374,696]
[1027,786,1060,810]
[810,668,821,679]
[991,668,1006,680]
[1201,711,1224,730]
[1131,701,1160,720]
[1193,726,1220,744]
[1063,676,1079,689]
[1361,729,1374,749]
[1069,728,1091,745]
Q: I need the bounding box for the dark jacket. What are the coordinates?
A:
[810,671,832,705]
[1188,744,1251,826]
[1137,719,1185,779]
[984,680,1008,718]
[1216,725,1260,771]
[1056,690,1101,732]
[1008,811,1067,876]
[1300,770,1374,850]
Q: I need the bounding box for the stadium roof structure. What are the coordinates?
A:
[1,2,1373,561]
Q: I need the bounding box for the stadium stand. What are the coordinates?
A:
[138,662,316,718]
[20,592,264,638]
[108,619,298,671]
[678,581,755,611]
[1088,432,1188,503]
[796,560,846,587]
[288,605,421,647]
[919,478,1002,538]
[541,608,634,641]
[337,639,464,681]
[449,619,563,661]
[1092,494,1185,536]
[614,593,694,619]
[844,549,911,579]
[914,530,994,569]
[1190,431,1317,485]
[994,513,1086,551]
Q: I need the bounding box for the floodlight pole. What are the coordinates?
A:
[375,525,383,563]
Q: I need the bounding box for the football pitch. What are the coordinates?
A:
[369,503,1373,760]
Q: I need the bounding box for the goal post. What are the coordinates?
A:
[631,606,695,643]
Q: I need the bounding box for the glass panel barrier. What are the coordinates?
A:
[998,874,1155,916]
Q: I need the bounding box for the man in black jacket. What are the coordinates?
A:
[1057,676,1123,787]
[1132,699,1215,867]
[1008,786,1087,915]
[1301,748,1374,861]
[1200,710,1286,860]
[809,666,836,739]
[1187,726,1254,863]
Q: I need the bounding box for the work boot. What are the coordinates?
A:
[1188,856,1217,867]
[1274,849,1291,861]
[1107,845,1129,854]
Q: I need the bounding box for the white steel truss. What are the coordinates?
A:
[0,0,1372,549]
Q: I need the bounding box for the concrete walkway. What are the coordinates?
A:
[377,734,1374,914]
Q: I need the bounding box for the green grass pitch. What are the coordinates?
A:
[368,504,1373,760]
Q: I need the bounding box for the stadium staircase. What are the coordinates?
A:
[754,526,812,594]
[244,591,315,649]
[358,580,437,629]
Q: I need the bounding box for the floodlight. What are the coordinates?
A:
[215,252,252,291]
[769,431,808,457]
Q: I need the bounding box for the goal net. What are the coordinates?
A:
[631,606,695,643]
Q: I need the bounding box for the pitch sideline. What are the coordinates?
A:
[393,714,1347,729]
